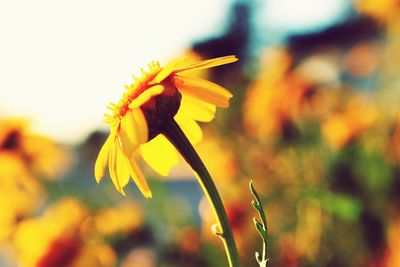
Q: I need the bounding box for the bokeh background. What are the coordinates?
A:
[1,0,400,266]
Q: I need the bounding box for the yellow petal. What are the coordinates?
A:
[174,74,233,108]
[180,94,216,122]
[132,108,148,144]
[94,133,113,183]
[116,143,131,189]
[174,55,238,73]
[150,57,186,84]
[119,109,148,156]
[174,109,203,145]
[128,85,165,109]
[108,136,126,196]
[127,157,152,198]
[140,134,179,176]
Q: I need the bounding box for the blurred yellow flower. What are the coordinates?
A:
[70,243,116,267]
[322,95,378,149]
[354,0,400,20]
[95,56,238,197]
[197,132,238,184]
[94,201,143,236]
[13,198,88,267]
[0,118,70,179]
[13,198,116,267]
[0,153,45,241]
[243,48,314,141]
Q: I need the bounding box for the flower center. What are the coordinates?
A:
[141,79,182,140]
[104,62,182,141]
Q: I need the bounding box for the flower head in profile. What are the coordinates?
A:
[95,55,238,197]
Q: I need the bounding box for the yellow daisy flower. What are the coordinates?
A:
[95,55,238,197]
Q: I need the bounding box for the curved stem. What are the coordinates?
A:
[162,119,240,267]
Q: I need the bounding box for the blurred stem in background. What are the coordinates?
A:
[163,119,241,267]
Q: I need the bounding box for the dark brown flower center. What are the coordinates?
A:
[141,79,182,140]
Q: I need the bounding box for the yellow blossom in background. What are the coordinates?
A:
[66,243,116,267]
[321,95,378,149]
[12,197,118,267]
[95,55,238,197]
[243,48,313,141]
[0,118,70,180]
[94,201,144,236]
[13,198,88,267]
[20,134,70,179]
[0,153,45,241]
[243,48,291,139]
[0,118,69,242]
[354,0,400,21]
[197,131,238,184]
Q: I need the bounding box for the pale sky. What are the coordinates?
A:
[260,0,350,33]
[0,0,348,144]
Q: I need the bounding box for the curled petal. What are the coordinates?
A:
[129,85,165,109]
[150,57,186,84]
[174,75,233,108]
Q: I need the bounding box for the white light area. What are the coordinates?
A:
[260,0,350,33]
[0,0,230,144]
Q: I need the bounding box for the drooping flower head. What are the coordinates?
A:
[95,55,238,197]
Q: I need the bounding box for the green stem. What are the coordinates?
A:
[162,119,240,267]
[250,181,269,266]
